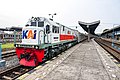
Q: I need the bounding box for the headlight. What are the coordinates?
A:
[36,46,38,49]
[34,46,39,49]
[16,44,18,47]
[32,45,34,48]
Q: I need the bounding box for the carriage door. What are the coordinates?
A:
[45,25,50,43]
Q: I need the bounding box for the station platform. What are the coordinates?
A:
[16,39,120,80]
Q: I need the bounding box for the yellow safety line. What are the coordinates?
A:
[117,64,120,67]
[34,66,42,70]
[52,57,56,59]
[45,61,50,64]
[17,73,29,80]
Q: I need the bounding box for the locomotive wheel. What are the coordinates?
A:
[63,45,66,51]
[59,47,62,54]
[54,48,58,56]
[47,53,52,60]
[51,51,54,58]
[47,53,50,60]
[47,49,53,59]
[49,53,52,59]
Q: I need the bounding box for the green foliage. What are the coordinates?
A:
[1,43,14,49]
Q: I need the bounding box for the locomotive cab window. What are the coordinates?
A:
[38,22,44,27]
[31,22,37,26]
[30,21,44,27]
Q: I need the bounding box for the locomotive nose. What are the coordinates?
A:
[20,53,31,61]
[19,52,38,67]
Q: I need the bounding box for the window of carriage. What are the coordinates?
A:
[72,32,74,35]
[38,22,44,27]
[52,26,59,33]
[68,31,71,34]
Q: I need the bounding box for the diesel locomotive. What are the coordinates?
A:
[15,17,86,66]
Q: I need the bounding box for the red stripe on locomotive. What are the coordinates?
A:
[60,34,75,40]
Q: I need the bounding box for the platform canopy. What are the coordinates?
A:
[78,20,100,35]
[101,25,120,35]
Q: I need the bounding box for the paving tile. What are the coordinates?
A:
[16,40,120,80]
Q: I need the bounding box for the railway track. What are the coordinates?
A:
[0,41,86,80]
[95,38,120,62]
[2,50,16,59]
[0,50,35,80]
[0,65,34,80]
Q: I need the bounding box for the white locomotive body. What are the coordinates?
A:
[15,17,86,66]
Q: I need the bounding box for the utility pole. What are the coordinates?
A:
[87,25,90,42]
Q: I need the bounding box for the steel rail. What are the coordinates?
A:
[0,65,34,80]
[95,38,120,61]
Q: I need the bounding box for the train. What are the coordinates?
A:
[15,17,87,67]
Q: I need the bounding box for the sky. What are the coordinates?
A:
[0,0,120,34]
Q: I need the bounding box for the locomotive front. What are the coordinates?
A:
[15,17,46,66]
[15,17,83,67]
